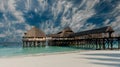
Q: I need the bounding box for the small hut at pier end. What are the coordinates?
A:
[48,27,74,39]
[22,27,46,47]
[47,27,74,46]
[59,27,74,37]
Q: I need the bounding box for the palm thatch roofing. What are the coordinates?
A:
[23,27,46,38]
[70,26,114,37]
[60,27,74,37]
[48,27,74,37]
[47,34,60,38]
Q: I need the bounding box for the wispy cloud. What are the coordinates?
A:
[0,34,6,38]
[0,0,120,42]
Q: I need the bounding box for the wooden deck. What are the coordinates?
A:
[49,37,120,50]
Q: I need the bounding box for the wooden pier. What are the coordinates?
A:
[48,26,120,50]
[22,26,120,50]
[50,37,120,50]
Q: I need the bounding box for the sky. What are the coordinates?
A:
[0,0,120,42]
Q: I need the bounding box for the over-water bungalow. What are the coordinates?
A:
[22,27,46,47]
[47,27,74,46]
[48,27,74,39]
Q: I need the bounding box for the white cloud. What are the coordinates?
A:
[104,19,110,25]
[38,0,48,12]
[0,34,6,37]
[0,23,4,27]
[26,0,31,11]
[39,0,100,33]
[111,16,120,30]
[1,0,120,42]
[108,4,120,35]
[69,0,99,32]
[25,23,32,30]
[84,23,96,30]
[40,20,61,34]
[2,0,24,23]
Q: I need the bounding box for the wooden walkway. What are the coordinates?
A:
[49,37,120,50]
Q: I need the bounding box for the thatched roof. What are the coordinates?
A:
[47,34,60,38]
[70,26,114,37]
[60,27,74,37]
[23,27,46,38]
[48,27,74,37]
[63,27,73,32]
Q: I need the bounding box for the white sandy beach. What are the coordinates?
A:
[0,50,120,67]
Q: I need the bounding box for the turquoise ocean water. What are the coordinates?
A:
[0,40,119,57]
[0,42,91,57]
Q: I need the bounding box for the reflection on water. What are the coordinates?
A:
[45,38,49,48]
[0,46,82,57]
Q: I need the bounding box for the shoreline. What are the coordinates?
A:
[0,50,120,67]
[0,49,90,58]
[0,49,119,58]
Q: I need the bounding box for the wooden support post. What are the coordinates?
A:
[29,41,31,47]
[25,41,26,47]
[103,39,105,50]
[35,41,37,47]
[95,39,98,49]
[98,39,100,50]
[99,39,102,50]
[34,41,35,47]
[107,39,110,49]
[110,38,113,50]
[118,38,120,49]
[28,41,30,47]
[23,41,25,47]
[26,41,28,47]
[31,41,33,47]
[92,40,95,49]
[108,32,113,50]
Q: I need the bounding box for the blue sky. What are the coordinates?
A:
[0,0,120,42]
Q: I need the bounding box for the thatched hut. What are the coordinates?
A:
[22,27,46,47]
[46,27,74,46]
[48,27,74,39]
[59,27,74,37]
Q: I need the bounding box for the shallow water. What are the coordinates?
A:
[0,42,91,57]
